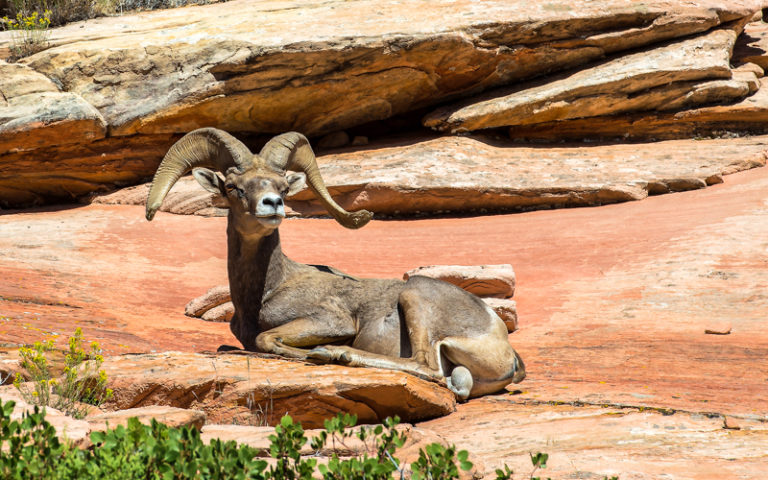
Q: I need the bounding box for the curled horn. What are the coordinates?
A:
[260,132,372,229]
[146,128,254,221]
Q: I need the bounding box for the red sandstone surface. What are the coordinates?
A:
[1,163,767,477]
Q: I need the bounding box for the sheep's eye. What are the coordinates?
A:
[225,184,236,191]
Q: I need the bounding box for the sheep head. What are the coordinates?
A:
[145,128,373,231]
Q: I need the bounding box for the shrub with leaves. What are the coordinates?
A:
[13,328,113,419]
[0,7,51,59]
[0,397,620,479]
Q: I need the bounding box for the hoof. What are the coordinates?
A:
[217,344,242,352]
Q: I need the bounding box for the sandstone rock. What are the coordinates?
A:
[404,264,515,299]
[0,133,179,207]
[12,0,758,138]
[0,348,22,385]
[423,25,745,133]
[420,399,768,479]
[0,386,91,446]
[87,405,206,431]
[317,131,350,150]
[481,298,518,333]
[286,135,768,216]
[185,284,233,317]
[92,134,768,217]
[0,0,762,207]
[508,76,768,141]
[0,60,106,154]
[90,176,229,217]
[99,352,455,428]
[734,20,768,70]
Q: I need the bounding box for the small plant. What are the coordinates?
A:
[13,328,113,419]
[1,8,51,59]
[311,413,411,479]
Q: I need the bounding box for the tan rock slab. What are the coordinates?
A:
[286,135,767,216]
[99,352,455,428]
[185,285,233,317]
[5,0,759,138]
[0,61,106,154]
[508,75,768,141]
[0,133,178,207]
[424,26,744,133]
[87,405,206,431]
[734,20,768,69]
[91,134,768,217]
[420,399,768,479]
[0,386,91,446]
[403,264,515,299]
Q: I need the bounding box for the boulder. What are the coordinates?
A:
[185,284,234,317]
[87,405,206,432]
[734,20,768,70]
[92,133,768,217]
[99,352,456,428]
[403,264,515,299]
[0,61,106,155]
[16,0,759,138]
[423,25,747,133]
[285,135,768,216]
[506,75,768,141]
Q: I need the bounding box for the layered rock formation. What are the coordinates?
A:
[93,133,768,216]
[1,0,766,208]
[99,351,456,428]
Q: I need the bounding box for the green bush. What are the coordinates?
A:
[0,397,619,480]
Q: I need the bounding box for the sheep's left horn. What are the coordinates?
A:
[146,128,254,221]
[260,132,372,229]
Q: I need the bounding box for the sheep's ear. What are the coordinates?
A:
[286,172,306,196]
[193,168,226,195]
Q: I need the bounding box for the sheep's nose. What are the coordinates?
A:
[261,193,283,209]
[255,192,286,217]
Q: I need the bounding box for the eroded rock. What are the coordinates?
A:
[424,25,746,133]
[508,73,768,142]
[403,264,516,299]
[481,298,518,333]
[99,352,455,428]
[0,0,763,207]
[0,61,106,155]
[92,134,768,217]
[87,405,206,432]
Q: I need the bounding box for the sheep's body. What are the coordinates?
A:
[146,128,525,399]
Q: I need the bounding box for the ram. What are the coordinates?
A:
[145,128,525,399]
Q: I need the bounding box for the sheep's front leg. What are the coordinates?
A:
[254,317,355,360]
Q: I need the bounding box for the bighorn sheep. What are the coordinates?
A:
[145,128,525,399]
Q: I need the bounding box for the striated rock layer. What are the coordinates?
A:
[91,134,768,217]
[424,24,752,133]
[99,351,456,428]
[0,0,764,207]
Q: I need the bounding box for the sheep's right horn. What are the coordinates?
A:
[146,128,254,221]
[260,132,372,229]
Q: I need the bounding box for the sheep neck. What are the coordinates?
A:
[226,220,287,324]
